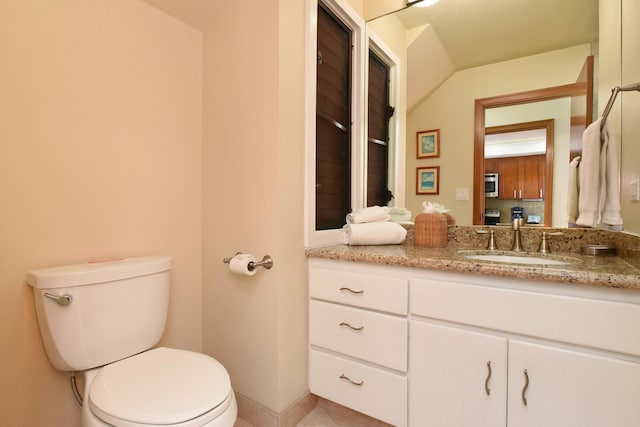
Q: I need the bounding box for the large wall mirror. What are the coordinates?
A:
[363,0,638,233]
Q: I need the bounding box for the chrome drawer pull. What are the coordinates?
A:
[339,322,364,331]
[484,361,492,396]
[339,374,364,386]
[43,292,73,307]
[339,287,364,295]
[522,369,529,406]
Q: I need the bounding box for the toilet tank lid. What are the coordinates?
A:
[26,256,172,289]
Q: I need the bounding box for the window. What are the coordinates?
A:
[304,0,403,246]
[315,4,352,230]
[367,50,394,207]
[305,0,365,246]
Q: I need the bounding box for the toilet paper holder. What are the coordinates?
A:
[223,253,274,272]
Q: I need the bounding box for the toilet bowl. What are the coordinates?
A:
[26,256,237,427]
[82,348,237,427]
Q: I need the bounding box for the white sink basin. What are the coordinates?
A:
[458,251,581,266]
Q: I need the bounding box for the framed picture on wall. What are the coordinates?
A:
[416,166,440,195]
[416,129,440,158]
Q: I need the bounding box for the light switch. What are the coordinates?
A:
[456,187,470,201]
[630,179,640,202]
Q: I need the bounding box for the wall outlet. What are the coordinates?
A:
[630,179,640,202]
[456,187,470,201]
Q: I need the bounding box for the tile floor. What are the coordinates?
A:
[233,397,393,427]
[232,406,359,427]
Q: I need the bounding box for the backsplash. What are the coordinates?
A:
[485,199,545,224]
[614,232,640,270]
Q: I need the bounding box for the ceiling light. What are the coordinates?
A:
[408,0,439,7]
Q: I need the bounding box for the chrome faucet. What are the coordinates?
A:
[476,229,498,250]
[538,231,564,254]
[511,218,524,252]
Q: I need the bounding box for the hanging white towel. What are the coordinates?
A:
[567,156,581,224]
[576,118,623,228]
[600,121,623,228]
[576,121,600,226]
[341,222,407,246]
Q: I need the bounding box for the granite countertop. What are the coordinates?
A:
[306,243,640,291]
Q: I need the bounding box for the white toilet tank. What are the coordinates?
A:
[27,256,172,372]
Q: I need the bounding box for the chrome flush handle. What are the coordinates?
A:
[43,292,73,307]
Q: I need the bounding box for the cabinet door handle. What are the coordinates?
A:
[484,361,492,396]
[539,189,543,198]
[339,321,364,331]
[513,190,516,198]
[519,189,522,198]
[339,287,364,295]
[522,369,529,406]
[339,374,364,386]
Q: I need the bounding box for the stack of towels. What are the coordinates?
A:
[388,207,413,223]
[569,118,623,230]
[341,206,408,246]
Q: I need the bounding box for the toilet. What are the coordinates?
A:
[27,256,237,427]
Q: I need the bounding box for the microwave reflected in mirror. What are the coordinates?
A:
[484,173,499,198]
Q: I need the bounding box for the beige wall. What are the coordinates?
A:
[405,45,592,224]
[620,0,640,234]
[0,0,203,425]
[201,0,308,413]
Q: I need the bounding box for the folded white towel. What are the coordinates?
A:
[388,207,412,222]
[346,206,390,224]
[567,156,581,224]
[341,222,407,246]
[576,118,623,228]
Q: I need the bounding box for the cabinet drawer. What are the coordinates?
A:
[411,278,640,356]
[309,265,408,314]
[309,349,407,427]
[310,300,408,371]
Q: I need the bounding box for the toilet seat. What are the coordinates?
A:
[88,347,232,426]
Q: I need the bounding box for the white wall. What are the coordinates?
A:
[0,0,203,424]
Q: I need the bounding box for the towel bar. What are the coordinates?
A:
[600,82,640,132]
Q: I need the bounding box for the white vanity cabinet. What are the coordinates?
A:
[308,259,409,427]
[410,274,640,427]
[308,258,640,427]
